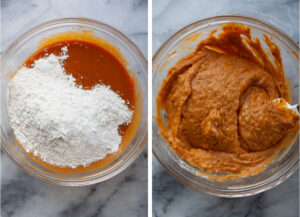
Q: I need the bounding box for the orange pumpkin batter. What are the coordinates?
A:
[157,23,299,180]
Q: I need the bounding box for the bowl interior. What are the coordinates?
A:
[152,16,299,197]
[1,18,147,185]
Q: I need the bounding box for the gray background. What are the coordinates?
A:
[152,0,299,217]
[1,1,147,217]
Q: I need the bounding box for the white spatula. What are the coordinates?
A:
[273,98,300,116]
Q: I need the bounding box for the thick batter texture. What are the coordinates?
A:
[157,24,299,179]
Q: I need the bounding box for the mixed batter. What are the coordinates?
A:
[157,24,299,179]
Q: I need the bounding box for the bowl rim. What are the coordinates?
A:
[153,14,299,62]
[152,14,299,197]
[1,17,148,186]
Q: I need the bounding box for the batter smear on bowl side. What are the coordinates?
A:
[156,24,299,180]
[7,39,136,169]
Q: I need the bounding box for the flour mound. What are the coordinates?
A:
[7,47,133,168]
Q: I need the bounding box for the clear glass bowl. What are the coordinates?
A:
[1,18,147,186]
[152,15,299,197]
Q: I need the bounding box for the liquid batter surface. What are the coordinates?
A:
[157,24,299,179]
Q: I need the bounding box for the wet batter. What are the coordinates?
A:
[157,24,299,179]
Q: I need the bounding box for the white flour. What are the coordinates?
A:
[7,46,133,168]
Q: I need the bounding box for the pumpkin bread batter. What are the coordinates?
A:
[157,24,299,179]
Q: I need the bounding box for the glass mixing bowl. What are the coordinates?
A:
[152,15,299,197]
[1,18,147,186]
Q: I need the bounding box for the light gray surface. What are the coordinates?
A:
[1,1,147,217]
[152,0,299,217]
